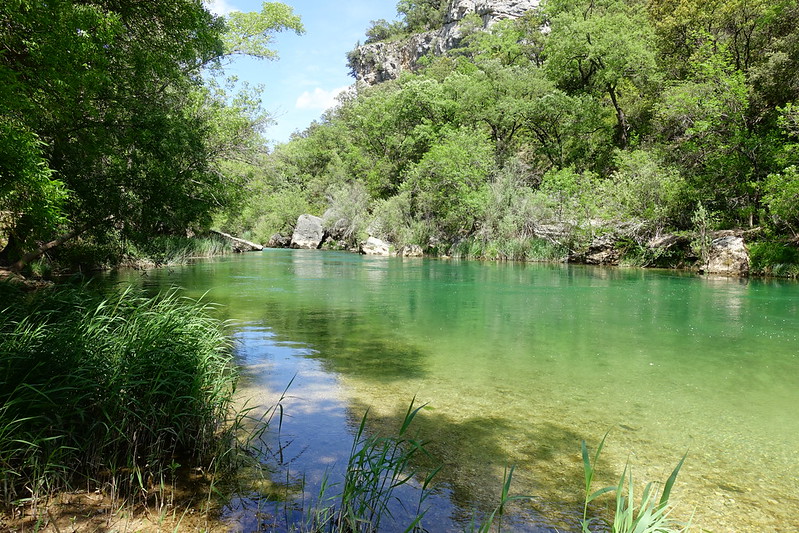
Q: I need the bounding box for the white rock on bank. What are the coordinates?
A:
[361,237,392,256]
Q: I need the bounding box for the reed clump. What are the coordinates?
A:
[581,434,689,533]
[302,400,440,532]
[126,234,233,266]
[0,282,237,513]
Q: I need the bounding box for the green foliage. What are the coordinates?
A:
[538,167,600,225]
[396,0,449,32]
[403,127,495,239]
[690,202,717,267]
[763,166,799,234]
[236,0,799,261]
[370,192,414,245]
[222,2,304,59]
[364,18,406,44]
[322,182,372,247]
[0,284,236,505]
[0,120,68,240]
[601,150,688,231]
[126,235,232,266]
[544,0,659,147]
[0,0,302,270]
[748,240,799,276]
[305,399,439,532]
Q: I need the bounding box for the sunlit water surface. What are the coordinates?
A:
[108,250,799,532]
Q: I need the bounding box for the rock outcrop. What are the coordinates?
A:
[350,0,539,85]
[267,233,291,248]
[291,215,326,249]
[581,234,621,265]
[705,236,749,276]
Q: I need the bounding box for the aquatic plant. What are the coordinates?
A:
[465,465,531,533]
[581,434,689,533]
[302,399,440,532]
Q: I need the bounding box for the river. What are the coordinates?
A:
[108,249,799,531]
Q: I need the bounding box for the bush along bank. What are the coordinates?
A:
[0,282,238,519]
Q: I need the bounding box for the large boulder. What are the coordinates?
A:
[291,215,326,249]
[325,217,351,242]
[361,237,392,256]
[705,236,749,275]
[267,233,291,248]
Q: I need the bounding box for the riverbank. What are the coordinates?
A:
[271,211,799,278]
[5,248,797,531]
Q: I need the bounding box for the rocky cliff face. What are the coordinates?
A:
[349,0,539,85]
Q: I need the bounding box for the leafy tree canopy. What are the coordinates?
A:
[0,0,303,270]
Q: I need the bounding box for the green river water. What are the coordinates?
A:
[110,249,799,532]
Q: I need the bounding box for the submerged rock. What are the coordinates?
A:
[291,215,326,249]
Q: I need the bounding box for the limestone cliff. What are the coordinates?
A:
[349,0,539,85]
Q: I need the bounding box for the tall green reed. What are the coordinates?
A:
[0,282,237,510]
[126,234,233,266]
[465,465,531,533]
[302,399,440,533]
[581,434,689,533]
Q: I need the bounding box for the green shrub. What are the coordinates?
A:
[601,150,687,233]
[748,240,799,276]
[763,166,799,234]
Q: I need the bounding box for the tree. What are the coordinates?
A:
[396,0,448,32]
[544,0,659,148]
[0,0,303,271]
[654,43,754,224]
[402,127,495,238]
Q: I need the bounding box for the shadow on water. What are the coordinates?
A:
[254,304,428,383]
[341,399,590,532]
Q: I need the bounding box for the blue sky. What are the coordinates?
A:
[206,0,399,145]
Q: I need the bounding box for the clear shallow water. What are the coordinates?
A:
[108,250,799,531]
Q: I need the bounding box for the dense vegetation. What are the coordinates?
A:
[0,283,236,512]
[219,0,799,271]
[0,0,302,274]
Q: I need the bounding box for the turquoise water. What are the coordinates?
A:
[109,250,799,531]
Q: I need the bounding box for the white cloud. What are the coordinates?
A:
[295,86,350,111]
[204,0,238,16]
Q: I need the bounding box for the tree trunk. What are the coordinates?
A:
[0,215,35,266]
[607,84,628,149]
[9,227,84,273]
[8,216,113,273]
